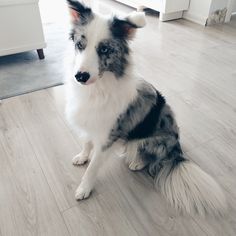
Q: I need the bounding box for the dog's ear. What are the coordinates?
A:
[110,12,146,40]
[67,0,93,24]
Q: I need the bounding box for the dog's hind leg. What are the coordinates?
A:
[72,140,93,165]
[125,132,178,172]
[125,142,148,171]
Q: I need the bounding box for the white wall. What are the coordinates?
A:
[225,0,236,22]
[233,0,236,12]
[209,0,228,13]
[183,0,212,25]
[183,0,234,25]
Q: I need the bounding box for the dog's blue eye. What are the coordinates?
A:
[77,42,83,50]
[100,46,108,54]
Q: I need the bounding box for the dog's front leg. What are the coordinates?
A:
[75,147,110,200]
[72,140,93,165]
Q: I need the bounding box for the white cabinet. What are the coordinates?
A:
[0,0,46,59]
[115,0,189,21]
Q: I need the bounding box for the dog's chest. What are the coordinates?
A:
[67,92,132,140]
[77,100,119,133]
[66,80,138,142]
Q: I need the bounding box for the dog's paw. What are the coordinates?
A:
[128,159,146,171]
[75,184,92,200]
[72,153,88,166]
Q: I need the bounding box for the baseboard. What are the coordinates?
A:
[183,12,207,26]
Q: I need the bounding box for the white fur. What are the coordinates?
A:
[127,12,146,28]
[156,160,227,216]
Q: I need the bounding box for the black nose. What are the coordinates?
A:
[75,72,90,83]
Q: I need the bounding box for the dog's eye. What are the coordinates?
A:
[76,42,84,50]
[100,46,109,54]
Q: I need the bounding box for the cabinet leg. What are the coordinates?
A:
[37,49,45,60]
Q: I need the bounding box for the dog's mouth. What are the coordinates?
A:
[78,78,96,85]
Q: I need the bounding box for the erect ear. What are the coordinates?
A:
[110,12,146,40]
[67,0,93,24]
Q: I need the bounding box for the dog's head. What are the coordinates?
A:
[67,0,146,85]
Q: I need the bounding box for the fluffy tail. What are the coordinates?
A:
[153,158,227,216]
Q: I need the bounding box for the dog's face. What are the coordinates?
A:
[67,0,146,85]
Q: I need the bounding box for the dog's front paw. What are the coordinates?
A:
[75,183,92,200]
[72,153,88,166]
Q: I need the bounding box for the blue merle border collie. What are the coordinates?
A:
[66,0,227,216]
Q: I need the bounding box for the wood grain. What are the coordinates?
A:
[0,100,69,236]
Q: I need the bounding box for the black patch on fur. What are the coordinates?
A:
[169,141,182,155]
[69,29,75,41]
[166,114,173,125]
[160,119,165,129]
[175,133,179,139]
[147,141,185,177]
[97,39,129,78]
[110,17,137,39]
[168,142,186,171]
[159,114,174,129]
[138,146,157,162]
[67,0,93,25]
[127,92,166,140]
[75,35,87,51]
[103,82,165,150]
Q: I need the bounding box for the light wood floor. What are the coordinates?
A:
[0,0,236,235]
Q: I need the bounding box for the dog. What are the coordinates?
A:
[65,0,227,216]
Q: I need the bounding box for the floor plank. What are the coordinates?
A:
[10,91,83,212]
[0,100,69,236]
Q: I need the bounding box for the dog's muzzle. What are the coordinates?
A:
[75,72,90,84]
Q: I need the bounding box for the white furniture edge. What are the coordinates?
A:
[115,0,189,21]
[0,42,46,57]
[0,0,46,59]
[160,11,183,21]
